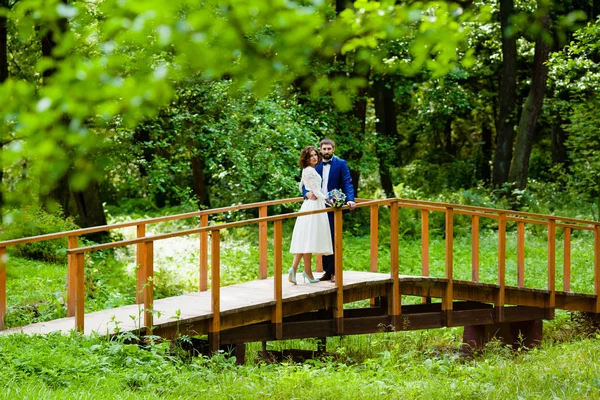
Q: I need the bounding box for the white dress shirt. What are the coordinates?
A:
[321,160,331,195]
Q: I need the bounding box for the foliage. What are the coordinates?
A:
[0,206,79,262]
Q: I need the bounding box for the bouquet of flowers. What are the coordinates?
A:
[326,189,346,208]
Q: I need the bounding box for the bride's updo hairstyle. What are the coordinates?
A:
[299,146,322,168]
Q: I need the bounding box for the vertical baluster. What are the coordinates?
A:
[0,247,6,331]
[548,219,556,312]
[472,215,480,282]
[67,235,78,316]
[75,252,85,332]
[136,224,146,303]
[421,209,430,304]
[334,208,344,335]
[517,221,525,287]
[563,227,571,292]
[209,230,221,354]
[200,214,209,291]
[390,202,400,328]
[370,205,379,273]
[496,213,506,322]
[143,241,154,332]
[259,206,268,280]
[443,207,454,326]
[370,204,379,307]
[273,220,283,339]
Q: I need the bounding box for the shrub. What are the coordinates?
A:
[1,207,80,263]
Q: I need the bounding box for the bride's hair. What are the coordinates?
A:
[299,146,321,168]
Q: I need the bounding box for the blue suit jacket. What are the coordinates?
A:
[303,156,355,202]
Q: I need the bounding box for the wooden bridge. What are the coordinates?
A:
[1,197,600,357]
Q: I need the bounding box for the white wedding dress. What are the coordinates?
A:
[289,167,333,255]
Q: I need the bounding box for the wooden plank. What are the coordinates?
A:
[472,215,479,282]
[67,236,78,317]
[75,253,85,332]
[370,205,379,273]
[564,227,571,292]
[548,219,556,309]
[334,208,344,334]
[200,214,209,291]
[259,206,268,280]
[390,202,400,327]
[0,247,5,331]
[209,230,221,354]
[272,220,283,339]
[443,207,454,322]
[143,241,154,331]
[136,224,146,304]
[496,213,506,322]
[517,221,525,287]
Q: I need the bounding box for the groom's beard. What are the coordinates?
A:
[322,156,332,161]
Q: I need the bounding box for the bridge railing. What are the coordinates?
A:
[0,197,305,330]
[2,197,600,340]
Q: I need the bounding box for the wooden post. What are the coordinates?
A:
[200,214,209,291]
[143,241,154,332]
[563,227,571,292]
[75,252,85,332]
[136,224,146,303]
[67,235,78,317]
[334,208,344,335]
[421,209,430,304]
[370,205,379,307]
[595,225,600,313]
[259,206,268,280]
[496,213,506,322]
[548,219,556,311]
[273,220,283,339]
[0,247,5,331]
[517,221,525,287]
[209,230,221,354]
[443,207,454,326]
[471,215,479,282]
[370,205,379,272]
[390,202,400,328]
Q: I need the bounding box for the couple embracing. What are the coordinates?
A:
[288,139,356,285]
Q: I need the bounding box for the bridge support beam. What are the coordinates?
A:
[462,319,542,354]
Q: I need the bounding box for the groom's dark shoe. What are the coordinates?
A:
[319,273,332,281]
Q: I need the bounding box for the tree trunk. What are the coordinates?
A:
[508,5,551,190]
[191,153,210,208]
[476,122,493,183]
[373,77,399,198]
[40,1,108,231]
[72,181,109,242]
[346,86,366,196]
[0,3,7,222]
[551,114,567,166]
[492,0,518,187]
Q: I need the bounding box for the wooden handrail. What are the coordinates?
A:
[67,199,396,255]
[0,197,305,248]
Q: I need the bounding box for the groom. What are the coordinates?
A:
[305,138,356,281]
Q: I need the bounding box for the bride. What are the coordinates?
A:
[288,146,333,284]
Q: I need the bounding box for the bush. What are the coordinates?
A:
[1,207,80,263]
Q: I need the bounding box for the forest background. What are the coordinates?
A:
[0,0,599,231]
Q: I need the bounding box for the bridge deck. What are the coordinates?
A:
[3,271,596,338]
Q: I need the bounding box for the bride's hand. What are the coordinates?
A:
[306,191,317,200]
